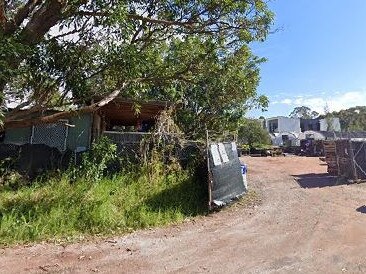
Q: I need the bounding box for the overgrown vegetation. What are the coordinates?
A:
[0,0,276,245]
[0,169,206,246]
[238,118,271,148]
[0,157,26,190]
[67,137,118,182]
[0,137,207,246]
[1,1,273,131]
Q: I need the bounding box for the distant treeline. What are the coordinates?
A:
[321,106,366,131]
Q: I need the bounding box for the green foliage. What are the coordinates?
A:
[324,106,366,131]
[240,144,251,151]
[177,47,268,138]
[0,158,27,190]
[0,130,207,246]
[238,118,271,147]
[70,137,117,182]
[289,106,319,119]
[145,42,270,138]
[0,161,207,246]
[251,143,272,150]
[1,1,274,128]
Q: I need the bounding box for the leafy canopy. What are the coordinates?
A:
[238,118,270,147]
[146,43,269,138]
[323,106,366,131]
[0,0,274,129]
[289,106,319,119]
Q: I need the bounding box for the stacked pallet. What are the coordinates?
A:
[323,140,366,182]
[335,140,353,179]
[323,141,338,175]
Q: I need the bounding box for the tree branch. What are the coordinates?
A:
[6,104,43,121]
[3,63,195,129]
[4,0,42,35]
[0,0,6,30]
[6,100,32,118]
[77,10,195,28]
[4,83,127,129]
[51,17,90,40]
[20,0,67,45]
[127,14,194,28]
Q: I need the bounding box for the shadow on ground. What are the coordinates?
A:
[356,205,366,214]
[293,173,341,188]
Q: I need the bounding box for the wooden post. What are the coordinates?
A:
[206,129,212,211]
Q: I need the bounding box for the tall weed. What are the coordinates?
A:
[68,137,117,182]
[0,157,207,246]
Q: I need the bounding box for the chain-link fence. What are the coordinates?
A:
[31,120,69,152]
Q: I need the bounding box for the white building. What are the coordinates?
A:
[265,116,301,133]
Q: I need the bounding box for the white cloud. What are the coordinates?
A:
[280,98,293,105]
[270,91,366,114]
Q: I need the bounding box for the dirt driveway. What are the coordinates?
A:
[2,156,366,273]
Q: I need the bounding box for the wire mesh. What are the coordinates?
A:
[31,120,69,152]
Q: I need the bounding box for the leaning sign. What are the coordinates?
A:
[208,142,247,209]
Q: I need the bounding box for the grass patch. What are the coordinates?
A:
[0,168,207,246]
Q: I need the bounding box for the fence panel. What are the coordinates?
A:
[208,142,246,208]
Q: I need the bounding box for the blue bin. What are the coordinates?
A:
[240,164,248,189]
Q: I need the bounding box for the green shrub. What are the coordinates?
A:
[240,144,250,151]
[252,143,272,150]
[238,119,271,148]
[0,131,209,246]
[0,158,28,190]
[68,136,117,182]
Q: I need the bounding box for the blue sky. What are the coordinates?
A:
[249,0,366,118]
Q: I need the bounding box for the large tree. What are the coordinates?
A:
[237,118,270,147]
[0,0,273,129]
[145,43,269,138]
[289,106,319,119]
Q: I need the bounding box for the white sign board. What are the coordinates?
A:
[231,142,237,152]
[210,144,222,166]
[218,143,229,163]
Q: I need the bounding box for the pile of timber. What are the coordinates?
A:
[323,141,338,175]
[323,139,366,182]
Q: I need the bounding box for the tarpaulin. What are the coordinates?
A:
[208,142,247,207]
